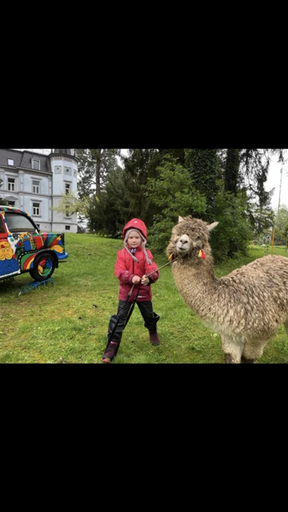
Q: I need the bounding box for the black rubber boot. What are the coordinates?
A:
[149,330,160,346]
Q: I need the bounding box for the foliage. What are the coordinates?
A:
[225,148,239,195]
[71,148,284,262]
[121,149,163,227]
[282,223,288,243]
[239,149,281,210]
[145,155,206,254]
[84,149,164,235]
[240,149,274,211]
[184,148,220,223]
[246,203,275,237]
[51,191,88,216]
[76,149,121,198]
[86,167,128,236]
[272,206,288,244]
[210,191,254,262]
[216,149,277,252]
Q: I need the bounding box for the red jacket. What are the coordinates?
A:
[115,245,159,302]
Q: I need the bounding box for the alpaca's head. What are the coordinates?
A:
[166,216,218,261]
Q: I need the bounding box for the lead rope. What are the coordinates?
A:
[128,257,177,297]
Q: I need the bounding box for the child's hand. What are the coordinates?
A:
[132,275,141,284]
[141,275,149,285]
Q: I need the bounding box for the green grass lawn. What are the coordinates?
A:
[1,235,288,363]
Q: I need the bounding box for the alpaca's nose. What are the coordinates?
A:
[179,237,188,246]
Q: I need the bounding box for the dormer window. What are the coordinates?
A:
[8,158,14,166]
[32,159,40,170]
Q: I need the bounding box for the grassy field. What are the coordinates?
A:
[1,235,288,364]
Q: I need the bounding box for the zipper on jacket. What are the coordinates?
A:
[132,260,135,300]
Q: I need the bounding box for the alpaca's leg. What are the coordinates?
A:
[241,355,256,364]
[284,321,288,336]
[225,353,234,364]
[221,336,243,364]
[242,340,266,363]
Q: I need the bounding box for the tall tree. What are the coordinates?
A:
[239,149,286,207]
[76,149,121,198]
[121,149,162,226]
[220,148,283,206]
[146,154,206,253]
[184,148,219,223]
[219,148,282,256]
[86,166,128,236]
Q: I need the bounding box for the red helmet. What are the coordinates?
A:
[122,218,148,241]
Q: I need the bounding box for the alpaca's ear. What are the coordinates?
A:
[178,216,185,223]
[207,221,219,232]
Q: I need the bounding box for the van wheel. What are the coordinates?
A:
[29,252,55,281]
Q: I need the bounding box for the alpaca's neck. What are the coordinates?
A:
[172,256,218,320]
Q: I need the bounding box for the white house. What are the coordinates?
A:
[0,149,78,233]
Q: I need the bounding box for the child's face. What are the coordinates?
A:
[127,231,142,248]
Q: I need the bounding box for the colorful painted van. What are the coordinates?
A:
[0,206,68,282]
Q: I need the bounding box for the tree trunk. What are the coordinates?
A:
[90,148,102,197]
[96,155,101,197]
[225,149,239,195]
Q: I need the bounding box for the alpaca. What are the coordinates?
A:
[166,216,288,363]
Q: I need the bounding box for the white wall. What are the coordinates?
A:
[50,155,78,233]
[50,156,78,196]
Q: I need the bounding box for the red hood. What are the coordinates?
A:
[122,218,148,241]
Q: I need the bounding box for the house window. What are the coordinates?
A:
[65,183,70,194]
[33,202,40,216]
[8,178,15,191]
[8,159,14,166]
[65,225,71,230]
[32,159,40,170]
[32,180,40,194]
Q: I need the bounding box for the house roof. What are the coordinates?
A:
[0,149,51,173]
[0,149,23,168]
[20,151,51,172]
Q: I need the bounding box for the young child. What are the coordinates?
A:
[102,218,160,363]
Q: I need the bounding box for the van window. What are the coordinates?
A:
[5,213,37,233]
